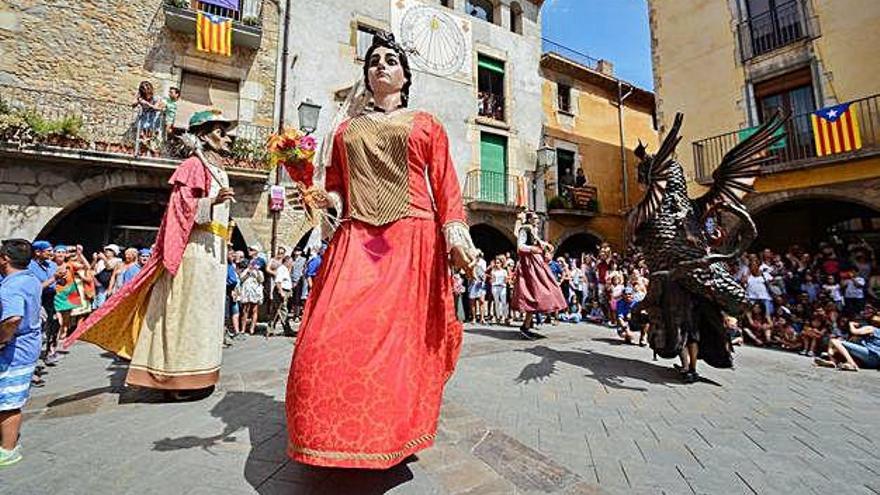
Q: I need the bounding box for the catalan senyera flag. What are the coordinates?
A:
[810,102,862,157]
[196,12,232,57]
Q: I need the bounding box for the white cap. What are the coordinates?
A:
[103,244,121,255]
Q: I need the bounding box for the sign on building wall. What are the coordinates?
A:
[391,0,473,84]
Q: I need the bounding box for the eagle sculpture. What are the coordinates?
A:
[628,112,787,369]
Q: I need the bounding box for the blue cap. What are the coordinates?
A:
[624,288,634,295]
[32,240,52,251]
[138,248,152,257]
[54,245,68,253]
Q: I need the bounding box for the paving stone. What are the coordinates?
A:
[4,323,876,494]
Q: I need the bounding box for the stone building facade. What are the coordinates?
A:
[280,0,546,254]
[0,0,281,251]
[540,51,658,253]
[648,0,880,250]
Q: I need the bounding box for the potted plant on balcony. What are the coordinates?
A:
[230,136,268,170]
[165,0,189,8]
[547,195,569,210]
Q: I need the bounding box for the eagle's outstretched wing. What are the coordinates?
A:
[693,112,788,218]
[627,112,683,237]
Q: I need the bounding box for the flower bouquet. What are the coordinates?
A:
[266,128,317,187]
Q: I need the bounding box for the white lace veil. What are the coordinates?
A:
[302,79,371,253]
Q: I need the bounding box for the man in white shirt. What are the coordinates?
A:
[843,270,866,317]
[271,256,293,336]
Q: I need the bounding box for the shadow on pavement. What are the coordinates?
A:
[465,326,543,341]
[515,345,717,391]
[152,391,415,494]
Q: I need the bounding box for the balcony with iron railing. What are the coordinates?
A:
[163,0,263,49]
[463,170,529,209]
[546,184,599,216]
[541,38,601,72]
[0,84,272,178]
[692,93,880,183]
[737,0,811,61]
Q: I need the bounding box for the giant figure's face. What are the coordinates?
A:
[367,47,407,100]
[200,122,232,154]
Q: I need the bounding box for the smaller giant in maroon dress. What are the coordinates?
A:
[511,225,567,313]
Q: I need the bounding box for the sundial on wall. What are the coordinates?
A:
[393,0,473,81]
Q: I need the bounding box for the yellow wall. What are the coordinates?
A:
[812,0,880,103]
[649,0,880,197]
[540,67,659,251]
[648,0,745,185]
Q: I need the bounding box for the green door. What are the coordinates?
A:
[479,133,507,203]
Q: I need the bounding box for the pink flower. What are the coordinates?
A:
[299,135,317,152]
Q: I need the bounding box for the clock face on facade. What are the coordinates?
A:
[399,5,468,77]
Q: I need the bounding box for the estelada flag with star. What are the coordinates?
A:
[811,101,862,157]
[196,12,232,57]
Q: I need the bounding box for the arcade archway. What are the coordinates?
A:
[751,198,880,252]
[39,187,248,255]
[470,223,516,261]
[554,232,602,259]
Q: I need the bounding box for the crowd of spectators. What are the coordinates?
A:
[0,238,327,394]
[733,239,880,370]
[456,236,880,371]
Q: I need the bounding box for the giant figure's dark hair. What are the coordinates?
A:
[362,31,413,108]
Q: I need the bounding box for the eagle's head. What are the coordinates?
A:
[635,140,653,186]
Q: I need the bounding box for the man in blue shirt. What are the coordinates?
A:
[616,289,645,346]
[0,239,43,466]
[27,240,58,365]
[301,243,326,303]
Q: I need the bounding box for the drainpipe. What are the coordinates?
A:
[269,0,290,257]
[616,80,633,209]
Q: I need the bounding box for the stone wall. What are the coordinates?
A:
[0,0,279,128]
[0,158,270,247]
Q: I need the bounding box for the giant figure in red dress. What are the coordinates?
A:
[285,32,477,469]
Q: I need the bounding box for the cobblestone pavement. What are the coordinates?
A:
[3,322,879,495]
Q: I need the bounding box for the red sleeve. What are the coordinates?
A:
[159,158,209,275]
[428,116,466,226]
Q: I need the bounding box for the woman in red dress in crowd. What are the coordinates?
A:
[285,32,477,469]
[511,211,567,339]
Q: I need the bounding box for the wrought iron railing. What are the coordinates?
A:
[541,38,601,71]
[477,92,505,121]
[737,0,809,61]
[187,0,262,23]
[692,93,880,182]
[547,185,599,213]
[463,169,528,207]
[0,84,272,172]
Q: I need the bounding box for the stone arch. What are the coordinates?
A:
[470,222,516,261]
[37,170,171,240]
[744,184,880,216]
[741,186,880,251]
[0,164,171,243]
[553,229,604,258]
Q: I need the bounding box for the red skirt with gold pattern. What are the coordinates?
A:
[285,217,462,469]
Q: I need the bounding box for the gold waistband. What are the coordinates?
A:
[195,222,231,241]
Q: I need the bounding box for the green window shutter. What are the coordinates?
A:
[479,133,507,203]
[478,55,505,75]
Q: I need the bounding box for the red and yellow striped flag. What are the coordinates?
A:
[810,102,862,157]
[196,12,232,57]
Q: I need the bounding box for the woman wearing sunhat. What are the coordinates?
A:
[66,109,236,399]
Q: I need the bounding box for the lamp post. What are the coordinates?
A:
[534,143,555,240]
[535,143,556,212]
[297,99,322,134]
